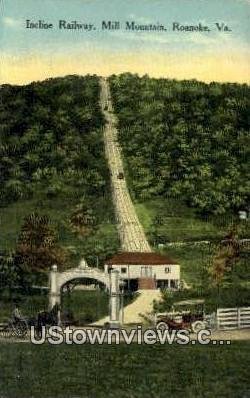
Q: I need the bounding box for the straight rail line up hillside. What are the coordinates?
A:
[100,77,151,253]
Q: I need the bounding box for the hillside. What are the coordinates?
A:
[109,74,250,293]
[109,73,249,217]
[0,75,119,274]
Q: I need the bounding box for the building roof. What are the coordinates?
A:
[106,252,177,266]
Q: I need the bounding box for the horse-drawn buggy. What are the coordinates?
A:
[0,317,29,338]
[0,304,60,339]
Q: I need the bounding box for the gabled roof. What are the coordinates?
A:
[106,252,177,266]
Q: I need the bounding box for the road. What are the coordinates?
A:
[100,77,151,253]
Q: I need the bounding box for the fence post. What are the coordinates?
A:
[216,309,219,330]
[238,307,241,329]
[49,264,60,310]
[109,270,120,328]
[216,306,250,330]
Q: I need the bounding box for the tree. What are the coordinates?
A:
[16,213,68,272]
[69,203,97,237]
[210,226,240,286]
[109,74,249,216]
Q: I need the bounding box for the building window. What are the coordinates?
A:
[157,280,169,289]
[170,280,177,289]
[121,267,127,274]
[165,267,171,273]
[141,266,152,277]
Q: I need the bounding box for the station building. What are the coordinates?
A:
[104,252,180,291]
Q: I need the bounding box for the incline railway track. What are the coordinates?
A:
[100,77,151,253]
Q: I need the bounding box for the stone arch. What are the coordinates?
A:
[49,262,122,326]
[58,268,110,293]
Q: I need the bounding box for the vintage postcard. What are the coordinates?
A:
[0,0,249,397]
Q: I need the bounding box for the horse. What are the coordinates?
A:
[36,304,60,336]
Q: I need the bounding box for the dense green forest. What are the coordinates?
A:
[0,75,118,291]
[109,73,249,216]
[109,73,249,299]
[0,75,105,203]
[0,73,249,307]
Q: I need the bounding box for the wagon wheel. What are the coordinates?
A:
[12,320,28,338]
[1,323,12,338]
[156,321,169,331]
[191,320,205,333]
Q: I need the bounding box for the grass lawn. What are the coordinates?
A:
[134,197,249,243]
[61,290,109,324]
[135,198,222,285]
[0,194,119,268]
[0,341,249,398]
[159,245,213,285]
[134,197,249,289]
[0,197,76,251]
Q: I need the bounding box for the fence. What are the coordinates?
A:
[216,307,250,330]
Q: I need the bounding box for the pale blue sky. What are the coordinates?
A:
[1,0,249,83]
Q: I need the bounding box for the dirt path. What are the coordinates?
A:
[93,289,162,325]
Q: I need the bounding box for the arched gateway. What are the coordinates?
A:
[49,260,122,326]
